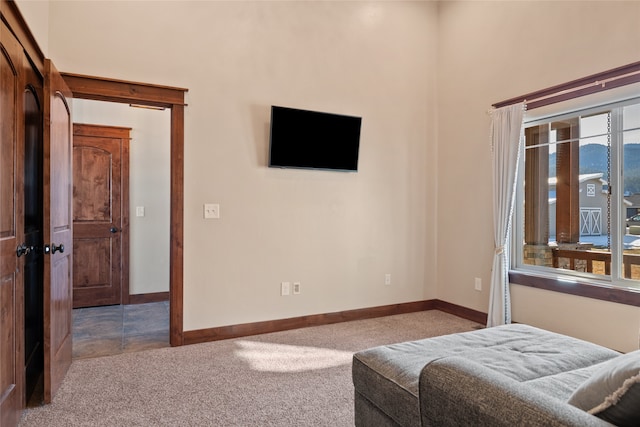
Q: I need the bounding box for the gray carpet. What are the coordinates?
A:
[19,310,480,426]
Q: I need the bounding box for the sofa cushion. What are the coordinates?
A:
[568,350,640,427]
[526,364,602,401]
[420,356,614,427]
[352,324,618,427]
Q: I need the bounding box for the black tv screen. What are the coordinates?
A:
[268,106,362,172]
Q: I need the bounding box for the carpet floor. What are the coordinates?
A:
[19,310,480,426]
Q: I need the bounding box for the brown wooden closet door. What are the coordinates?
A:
[0,21,25,427]
[72,124,129,308]
[43,59,73,403]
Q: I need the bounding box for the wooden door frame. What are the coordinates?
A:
[61,73,187,346]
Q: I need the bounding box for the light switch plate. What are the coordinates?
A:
[281,282,290,296]
[136,206,145,217]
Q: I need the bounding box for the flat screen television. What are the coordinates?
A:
[268,106,362,172]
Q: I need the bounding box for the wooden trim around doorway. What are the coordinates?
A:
[61,73,186,107]
[169,104,185,346]
[62,73,187,346]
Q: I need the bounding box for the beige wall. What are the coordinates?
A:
[511,286,639,352]
[72,99,171,296]
[437,0,640,352]
[43,1,439,330]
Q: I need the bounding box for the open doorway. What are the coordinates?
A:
[60,72,187,350]
[71,99,171,358]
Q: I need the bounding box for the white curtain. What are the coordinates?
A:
[487,103,525,327]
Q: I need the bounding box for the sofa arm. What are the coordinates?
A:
[419,356,612,427]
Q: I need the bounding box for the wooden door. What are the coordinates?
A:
[43,59,73,403]
[72,124,130,308]
[0,21,25,427]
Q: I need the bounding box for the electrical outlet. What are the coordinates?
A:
[385,274,391,286]
[281,281,290,296]
[474,277,482,291]
[293,282,301,294]
[204,203,220,219]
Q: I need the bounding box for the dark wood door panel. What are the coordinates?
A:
[73,144,115,222]
[43,59,73,404]
[73,237,120,307]
[73,239,111,287]
[0,275,19,426]
[0,20,24,427]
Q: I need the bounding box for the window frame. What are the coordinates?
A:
[511,98,640,307]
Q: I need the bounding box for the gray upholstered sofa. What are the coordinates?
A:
[352,323,639,426]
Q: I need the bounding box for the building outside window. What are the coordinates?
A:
[514,98,640,289]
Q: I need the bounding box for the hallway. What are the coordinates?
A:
[73,302,170,359]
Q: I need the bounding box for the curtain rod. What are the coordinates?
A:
[492,61,640,111]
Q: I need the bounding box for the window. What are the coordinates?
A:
[513,97,640,290]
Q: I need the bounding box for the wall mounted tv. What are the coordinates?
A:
[268,106,362,172]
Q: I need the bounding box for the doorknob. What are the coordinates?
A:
[110,227,118,233]
[44,243,64,254]
[16,244,32,258]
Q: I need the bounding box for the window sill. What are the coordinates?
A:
[509,270,640,307]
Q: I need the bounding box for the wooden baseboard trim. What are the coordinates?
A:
[184,300,437,345]
[183,299,486,345]
[431,300,488,325]
[127,291,169,305]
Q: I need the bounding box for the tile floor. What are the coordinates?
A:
[72,301,170,359]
